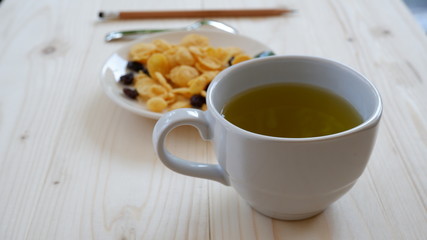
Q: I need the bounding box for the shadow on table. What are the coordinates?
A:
[267,206,342,238]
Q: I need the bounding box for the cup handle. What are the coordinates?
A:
[152,108,230,185]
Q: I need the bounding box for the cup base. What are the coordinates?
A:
[253,207,325,221]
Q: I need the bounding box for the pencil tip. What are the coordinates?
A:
[98,11,104,18]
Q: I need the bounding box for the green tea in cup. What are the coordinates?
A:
[221,83,363,138]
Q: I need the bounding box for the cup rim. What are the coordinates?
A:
[207,55,383,142]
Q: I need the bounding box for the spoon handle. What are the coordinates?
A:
[105,29,173,42]
[104,20,237,42]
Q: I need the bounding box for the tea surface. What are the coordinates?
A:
[221,83,363,138]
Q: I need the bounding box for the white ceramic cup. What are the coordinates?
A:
[152,56,382,220]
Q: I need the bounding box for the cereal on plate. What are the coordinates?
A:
[121,33,252,113]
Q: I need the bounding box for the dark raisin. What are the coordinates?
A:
[142,68,150,76]
[190,94,206,108]
[228,56,235,66]
[126,61,145,72]
[119,73,134,85]
[137,66,149,76]
[204,82,211,91]
[123,88,139,99]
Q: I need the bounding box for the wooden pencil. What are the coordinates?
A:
[99,8,295,20]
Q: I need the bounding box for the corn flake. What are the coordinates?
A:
[169,100,191,110]
[154,72,173,91]
[147,53,170,80]
[172,88,192,98]
[232,54,252,65]
[197,56,222,70]
[146,97,168,112]
[152,39,171,52]
[188,75,208,94]
[129,43,157,63]
[169,65,199,87]
[180,34,209,47]
[175,47,195,66]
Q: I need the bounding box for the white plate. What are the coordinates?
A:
[101,29,272,119]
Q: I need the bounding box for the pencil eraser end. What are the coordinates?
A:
[98,11,119,20]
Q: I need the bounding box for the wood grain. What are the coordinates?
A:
[0,0,426,239]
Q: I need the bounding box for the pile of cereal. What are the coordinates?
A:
[119,33,252,112]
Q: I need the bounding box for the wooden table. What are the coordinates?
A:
[1,0,426,239]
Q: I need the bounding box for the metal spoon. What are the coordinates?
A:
[105,19,238,42]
